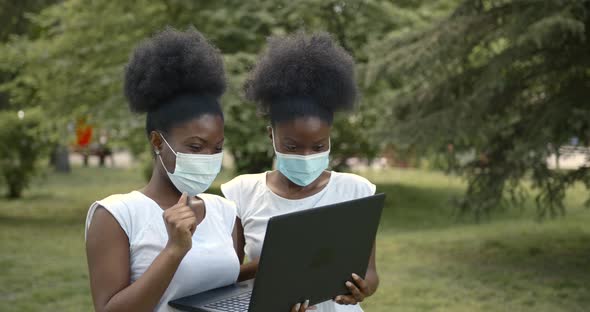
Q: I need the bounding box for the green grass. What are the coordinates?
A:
[361,169,590,312]
[1,167,589,311]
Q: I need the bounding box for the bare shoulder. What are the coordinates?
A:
[86,205,129,246]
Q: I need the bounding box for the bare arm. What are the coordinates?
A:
[232,217,245,263]
[364,241,380,295]
[232,217,259,282]
[86,194,196,312]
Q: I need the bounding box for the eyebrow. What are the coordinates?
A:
[186,136,206,143]
[185,137,225,145]
[281,136,329,145]
[313,138,329,145]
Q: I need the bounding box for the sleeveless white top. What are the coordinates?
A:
[221,171,376,312]
[85,191,240,312]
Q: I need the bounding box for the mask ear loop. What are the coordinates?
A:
[158,132,178,156]
[156,132,175,174]
[271,128,279,154]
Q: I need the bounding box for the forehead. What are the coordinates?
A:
[168,113,224,140]
[274,116,331,140]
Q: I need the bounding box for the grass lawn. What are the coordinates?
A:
[1,166,589,311]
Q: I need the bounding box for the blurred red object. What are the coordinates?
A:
[76,120,93,147]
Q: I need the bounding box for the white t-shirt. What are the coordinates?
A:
[221,171,376,312]
[85,191,240,312]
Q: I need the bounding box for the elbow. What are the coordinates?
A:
[94,302,114,312]
[368,268,380,295]
[93,298,118,312]
[94,306,108,312]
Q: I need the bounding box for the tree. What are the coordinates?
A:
[1,0,411,175]
[367,0,590,218]
[0,108,50,198]
[0,0,65,184]
[0,0,59,110]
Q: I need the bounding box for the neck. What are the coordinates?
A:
[142,161,182,208]
[276,170,326,193]
[266,170,331,200]
[278,171,307,191]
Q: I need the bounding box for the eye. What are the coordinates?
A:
[189,145,202,152]
[284,144,297,152]
[215,146,223,152]
[313,144,325,152]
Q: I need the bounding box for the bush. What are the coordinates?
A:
[0,109,48,198]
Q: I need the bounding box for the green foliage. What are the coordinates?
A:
[0,0,413,175]
[0,0,59,114]
[331,114,380,170]
[223,52,274,173]
[5,0,587,219]
[0,1,167,135]
[0,108,50,198]
[369,0,590,218]
[0,0,59,41]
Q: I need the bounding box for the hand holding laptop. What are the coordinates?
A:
[334,272,370,305]
[289,268,372,309]
[290,300,317,312]
[288,272,372,310]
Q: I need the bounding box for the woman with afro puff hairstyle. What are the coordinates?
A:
[85,28,243,312]
[221,32,379,312]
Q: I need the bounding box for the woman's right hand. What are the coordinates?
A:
[163,192,197,255]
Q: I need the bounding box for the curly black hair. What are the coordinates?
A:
[244,31,357,124]
[124,27,225,135]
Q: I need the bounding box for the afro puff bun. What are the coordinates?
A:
[124,27,226,113]
[244,31,357,121]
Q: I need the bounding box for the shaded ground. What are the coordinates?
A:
[0,167,588,311]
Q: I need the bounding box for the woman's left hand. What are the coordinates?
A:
[290,299,317,312]
[334,273,371,305]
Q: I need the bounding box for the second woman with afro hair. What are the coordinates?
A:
[222,32,380,312]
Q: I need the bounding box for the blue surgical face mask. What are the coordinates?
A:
[272,129,330,187]
[157,133,222,196]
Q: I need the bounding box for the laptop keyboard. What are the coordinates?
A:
[204,291,252,312]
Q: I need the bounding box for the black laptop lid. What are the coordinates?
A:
[248,193,385,312]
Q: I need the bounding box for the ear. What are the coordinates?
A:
[267,125,273,141]
[150,131,163,155]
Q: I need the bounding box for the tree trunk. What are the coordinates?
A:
[52,144,71,173]
[7,184,22,199]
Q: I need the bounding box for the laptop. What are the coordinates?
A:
[169,193,386,312]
